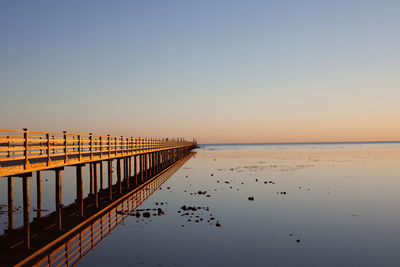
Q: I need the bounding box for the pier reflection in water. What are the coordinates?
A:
[0,152,195,266]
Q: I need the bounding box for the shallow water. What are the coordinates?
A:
[72,143,400,266]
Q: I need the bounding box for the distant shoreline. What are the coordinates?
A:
[200,141,400,146]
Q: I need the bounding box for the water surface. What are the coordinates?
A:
[1,143,400,266]
[78,143,400,266]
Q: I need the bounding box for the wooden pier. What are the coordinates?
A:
[0,129,197,266]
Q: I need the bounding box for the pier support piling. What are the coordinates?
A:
[117,158,122,194]
[8,176,13,230]
[76,164,84,217]
[100,162,103,190]
[134,155,137,185]
[36,171,41,219]
[89,163,93,195]
[140,155,144,183]
[22,173,32,249]
[93,163,98,208]
[55,168,63,231]
[107,160,113,200]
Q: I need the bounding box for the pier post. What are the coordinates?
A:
[36,171,41,218]
[129,156,132,178]
[93,163,98,208]
[117,158,122,194]
[100,161,103,190]
[22,173,32,249]
[89,163,93,195]
[134,155,137,185]
[158,151,161,172]
[126,157,129,190]
[55,168,63,231]
[140,155,144,183]
[151,152,154,176]
[76,164,84,217]
[108,160,113,200]
[146,153,149,179]
[149,153,152,177]
[7,176,13,230]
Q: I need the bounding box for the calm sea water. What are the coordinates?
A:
[1,142,400,266]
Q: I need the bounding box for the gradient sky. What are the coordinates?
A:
[1,1,399,143]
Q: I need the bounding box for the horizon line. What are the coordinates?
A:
[199,140,400,146]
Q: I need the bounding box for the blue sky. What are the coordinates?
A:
[1,1,399,143]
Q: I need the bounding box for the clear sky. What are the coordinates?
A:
[1,1,399,143]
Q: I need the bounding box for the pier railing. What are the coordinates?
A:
[0,128,196,177]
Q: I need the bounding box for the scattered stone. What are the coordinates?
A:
[211,174,214,176]
[216,221,221,227]
[157,208,164,216]
[296,239,300,243]
[143,212,151,218]
[248,196,255,201]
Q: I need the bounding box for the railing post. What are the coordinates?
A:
[99,136,103,159]
[114,137,117,155]
[23,128,29,169]
[63,131,67,163]
[46,133,51,166]
[78,134,82,161]
[120,136,123,155]
[39,136,43,155]
[7,135,11,157]
[90,133,93,159]
[108,135,111,158]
